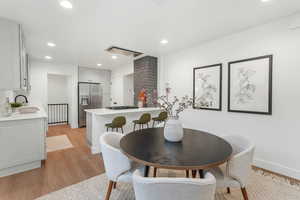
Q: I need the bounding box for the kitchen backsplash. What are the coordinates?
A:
[0,91,5,114]
[0,90,13,115]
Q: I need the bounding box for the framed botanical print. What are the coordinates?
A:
[193,64,222,111]
[228,55,273,115]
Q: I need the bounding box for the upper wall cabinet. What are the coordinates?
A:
[0,18,29,91]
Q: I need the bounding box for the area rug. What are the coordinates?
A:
[36,168,300,200]
[46,135,74,152]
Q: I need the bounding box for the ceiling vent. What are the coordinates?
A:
[106,46,143,57]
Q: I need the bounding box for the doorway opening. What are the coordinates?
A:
[123,73,134,106]
[47,74,71,125]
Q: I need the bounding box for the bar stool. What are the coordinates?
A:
[105,116,126,133]
[132,113,151,131]
[152,111,168,127]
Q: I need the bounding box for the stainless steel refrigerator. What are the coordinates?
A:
[78,82,103,127]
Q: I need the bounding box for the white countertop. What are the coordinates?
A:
[0,106,47,122]
[85,107,162,116]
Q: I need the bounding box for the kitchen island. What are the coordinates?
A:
[85,107,162,154]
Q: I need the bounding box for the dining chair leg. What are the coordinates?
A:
[144,166,150,177]
[192,170,197,178]
[113,182,117,189]
[185,170,189,178]
[133,123,136,131]
[241,187,249,200]
[153,167,157,177]
[106,127,109,132]
[227,187,231,194]
[105,181,114,200]
[198,170,204,178]
[147,123,149,128]
[121,127,124,134]
[152,120,155,128]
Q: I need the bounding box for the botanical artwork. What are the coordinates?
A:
[193,64,222,110]
[228,55,272,115]
[234,68,256,104]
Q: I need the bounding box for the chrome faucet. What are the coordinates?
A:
[14,95,28,104]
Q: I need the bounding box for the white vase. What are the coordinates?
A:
[164,117,184,142]
[138,101,144,108]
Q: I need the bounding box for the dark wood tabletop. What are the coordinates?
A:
[120,128,233,172]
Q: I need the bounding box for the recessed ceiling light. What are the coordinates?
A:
[112,55,117,59]
[97,63,102,66]
[160,39,168,44]
[45,56,52,60]
[261,0,271,2]
[59,0,73,9]
[47,42,56,47]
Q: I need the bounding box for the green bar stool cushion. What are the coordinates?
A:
[152,111,168,127]
[133,113,151,131]
[105,116,126,133]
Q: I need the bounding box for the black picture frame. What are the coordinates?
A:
[228,55,273,115]
[193,63,222,111]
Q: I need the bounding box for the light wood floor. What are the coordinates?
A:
[0,125,105,200]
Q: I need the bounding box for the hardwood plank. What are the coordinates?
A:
[0,125,104,200]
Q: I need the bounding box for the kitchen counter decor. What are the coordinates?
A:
[158,95,193,142]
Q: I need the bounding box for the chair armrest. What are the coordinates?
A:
[226,146,255,187]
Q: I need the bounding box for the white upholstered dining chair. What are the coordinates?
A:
[133,169,216,200]
[100,132,144,200]
[207,135,255,200]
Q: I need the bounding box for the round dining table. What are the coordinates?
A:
[120,128,233,178]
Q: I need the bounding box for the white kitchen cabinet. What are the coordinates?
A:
[78,67,111,107]
[0,115,47,177]
[19,27,30,91]
[0,18,29,91]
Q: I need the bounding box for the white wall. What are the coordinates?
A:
[0,91,5,114]
[160,14,300,179]
[111,62,134,106]
[47,74,69,104]
[29,61,78,128]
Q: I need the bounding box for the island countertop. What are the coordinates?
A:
[85,107,162,116]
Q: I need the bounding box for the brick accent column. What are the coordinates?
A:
[134,56,158,107]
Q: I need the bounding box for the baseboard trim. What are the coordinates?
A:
[91,145,100,154]
[0,161,41,178]
[254,158,300,181]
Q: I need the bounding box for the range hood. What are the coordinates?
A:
[106,46,143,57]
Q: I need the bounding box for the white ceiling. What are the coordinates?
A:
[0,0,299,69]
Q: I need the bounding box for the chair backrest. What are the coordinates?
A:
[133,170,216,200]
[112,116,126,127]
[100,132,131,181]
[158,111,168,121]
[139,113,151,123]
[223,135,255,187]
